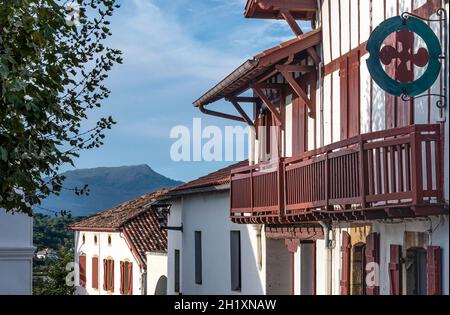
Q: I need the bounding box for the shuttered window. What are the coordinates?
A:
[427,246,442,295]
[103,258,114,292]
[195,231,202,285]
[79,255,86,287]
[340,231,351,295]
[92,257,99,289]
[389,245,402,295]
[340,50,360,140]
[174,249,180,293]
[365,232,380,295]
[120,261,133,295]
[230,231,242,291]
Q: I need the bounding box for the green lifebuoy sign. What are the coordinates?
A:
[366,15,442,97]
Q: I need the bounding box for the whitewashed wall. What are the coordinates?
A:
[74,230,142,295]
[0,209,34,295]
[146,252,167,295]
[167,198,183,295]
[167,190,267,295]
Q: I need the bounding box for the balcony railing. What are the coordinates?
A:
[230,124,446,223]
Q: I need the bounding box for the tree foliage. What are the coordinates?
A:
[33,247,75,295]
[0,0,122,215]
[33,213,78,251]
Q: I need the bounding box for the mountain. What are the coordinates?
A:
[37,165,183,217]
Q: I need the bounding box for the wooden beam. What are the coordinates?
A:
[279,9,321,64]
[251,84,283,126]
[276,64,315,73]
[227,96,259,103]
[277,68,314,117]
[229,99,255,128]
[253,82,285,90]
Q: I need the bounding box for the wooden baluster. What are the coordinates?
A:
[359,139,367,209]
[425,141,432,194]
[411,131,423,205]
[396,144,403,193]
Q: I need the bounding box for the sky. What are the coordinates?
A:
[70,0,303,183]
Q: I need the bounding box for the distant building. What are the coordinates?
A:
[0,209,34,295]
[35,248,58,260]
[68,190,169,295]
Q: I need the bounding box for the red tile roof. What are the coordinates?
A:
[168,161,248,194]
[68,189,169,268]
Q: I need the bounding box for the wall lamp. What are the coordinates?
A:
[150,202,183,232]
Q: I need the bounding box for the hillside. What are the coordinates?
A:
[37,165,183,217]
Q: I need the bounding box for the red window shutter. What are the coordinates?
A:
[92,257,99,289]
[120,261,124,294]
[348,50,360,138]
[365,232,380,295]
[427,246,442,295]
[103,259,107,290]
[340,231,351,295]
[128,262,133,295]
[389,245,402,295]
[79,255,86,287]
[340,56,349,140]
[110,259,115,292]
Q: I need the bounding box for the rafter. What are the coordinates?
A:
[279,9,321,64]
[276,65,314,117]
[251,84,283,126]
[228,99,255,128]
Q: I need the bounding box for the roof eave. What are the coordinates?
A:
[164,183,230,198]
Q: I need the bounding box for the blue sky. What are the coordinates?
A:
[71,0,300,182]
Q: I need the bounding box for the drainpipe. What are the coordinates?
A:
[198,104,246,123]
[319,221,333,295]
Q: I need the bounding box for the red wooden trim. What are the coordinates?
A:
[69,227,118,232]
[121,229,145,269]
[427,246,442,295]
[389,244,402,295]
[92,256,99,290]
[79,255,86,287]
[340,231,351,295]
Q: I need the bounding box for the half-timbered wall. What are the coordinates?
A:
[250,0,448,201]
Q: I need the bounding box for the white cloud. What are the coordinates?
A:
[110,0,244,83]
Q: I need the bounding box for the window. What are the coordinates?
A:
[300,242,315,295]
[406,248,427,295]
[120,261,133,295]
[230,231,241,291]
[195,231,202,285]
[351,243,366,295]
[79,255,86,287]
[94,235,98,245]
[174,249,180,293]
[108,235,112,245]
[92,257,99,289]
[82,234,85,244]
[103,258,114,292]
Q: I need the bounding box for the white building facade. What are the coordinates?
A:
[69,191,169,295]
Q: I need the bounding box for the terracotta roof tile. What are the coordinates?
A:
[168,160,248,194]
[122,210,167,267]
[68,189,169,267]
[68,189,168,230]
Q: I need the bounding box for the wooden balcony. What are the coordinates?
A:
[230,124,447,224]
